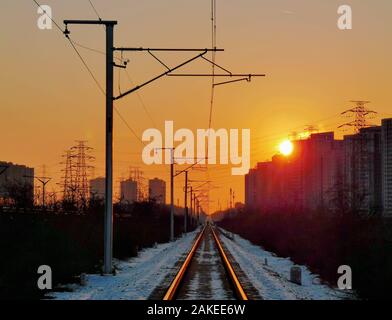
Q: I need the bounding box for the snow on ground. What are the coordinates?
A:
[49,229,199,300]
[219,228,354,300]
[47,225,354,300]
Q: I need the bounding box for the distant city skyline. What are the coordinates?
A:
[246,117,392,217]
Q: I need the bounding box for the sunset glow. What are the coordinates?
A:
[1,0,392,213]
[2,0,392,302]
[279,140,294,156]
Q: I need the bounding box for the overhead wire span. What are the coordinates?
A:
[113,107,146,146]
[32,0,64,33]
[32,0,105,94]
[84,1,157,128]
[82,0,147,145]
[66,37,106,95]
[66,34,145,146]
[250,113,343,142]
[87,0,102,22]
[69,40,156,128]
[31,0,145,146]
[70,39,123,62]
[124,70,158,128]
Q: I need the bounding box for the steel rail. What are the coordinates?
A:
[162,224,249,300]
[163,225,207,300]
[211,226,249,300]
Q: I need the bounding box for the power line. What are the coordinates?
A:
[80,2,157,129]
[124,69,157,127]
[250,112,342,142]
[87,0,102,21]
[70,39,123,62]
[68,36,166,149]
[31,0,145,146]
[32,0,63,33]
[66,36,106,95]
[113,107,146,145]
[31,0,105,94]
[84,0,157,134]
[67,37,147,148]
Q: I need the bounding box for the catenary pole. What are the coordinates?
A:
[184,170,188,233]
[104,23,115,274]
[63,19,117,274]
[170,148,174,241]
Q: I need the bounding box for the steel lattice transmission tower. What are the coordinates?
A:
[71,141,95,207]
[304,125,319,134]
[338,101,378,133]
[60,150,76,203]
[129,167,146,201]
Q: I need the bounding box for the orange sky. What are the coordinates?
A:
[1,0,392,213]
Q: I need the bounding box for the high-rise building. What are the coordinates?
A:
[245,132,344,212]
[302,132,344,211]
[344,127,383,214]
[382,118,392,217]
[149,178,166,204]
[246,118,392,216]
[120,179,138,204]
[89,177,105,200]
[343,133,361,208]
[0,161,34,206]
[245,168,258,209]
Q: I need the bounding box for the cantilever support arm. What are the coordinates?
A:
[167,73,266,77]
[214,77,250,87]
[168,73,265,87]
[174,158,207,178]
[64,20,117,25]
[114,50,208,100]
[113,47,223,52]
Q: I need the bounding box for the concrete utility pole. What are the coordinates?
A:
[189,186,193,227]
[170,148,174,241]
[184,170,188,233]
[230,188,232,209]
[174,158,206,233]
[188,179,210,225]
[157,147,175,241]
[196,199,200,225]
[105,22,115,274]
[63,19,117,275]
[192,193,196,224]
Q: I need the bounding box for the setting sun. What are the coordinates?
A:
[279,140,294,156]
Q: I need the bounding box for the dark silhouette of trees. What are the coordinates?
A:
[217,206,392,300]
[3,182,34,210]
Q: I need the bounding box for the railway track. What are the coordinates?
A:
[162,223,250,300]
